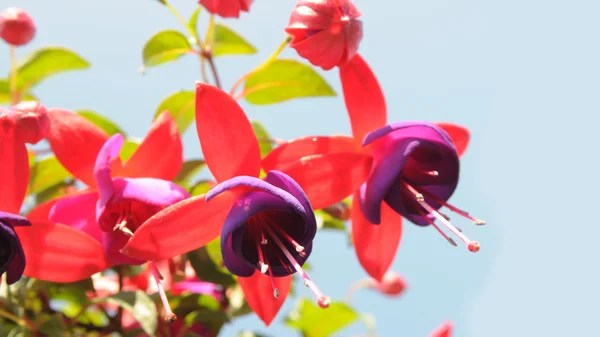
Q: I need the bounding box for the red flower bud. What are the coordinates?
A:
[0,8,36,46]
[373,271,407,297]
[199,0,253,18]
[9,101,50,144]
[285,0,363,70]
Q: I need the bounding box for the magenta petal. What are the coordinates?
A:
[171,280,220,297]
[96,177,189,232]
[101,232,144,265]
[49,192,103,242]
[94,134,124,207]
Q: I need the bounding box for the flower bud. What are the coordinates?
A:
[9,101,50,144]
[199,0,253,18]
[285,0,363,70]
[373,271,407,297]
[0,7,36,46]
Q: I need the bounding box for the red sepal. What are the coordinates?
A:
[122,192,235,261]
[46,108,109,187]
[280,152,372,210]
[339,54,387,144]
[121,111,183,180]
[262,135,361,172]
[16,221,110,282]
[238,272,292,326]
[351,198,402,281]
[195,82,261,182]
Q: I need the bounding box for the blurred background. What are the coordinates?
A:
[2,0,599,336]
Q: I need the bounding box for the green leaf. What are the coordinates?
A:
[37,314,68,337]
[286,299,359,337]
[0,79,36,104]
[154,90,195,134]
[48,284,88,319]
[185,308,229,335]
[120,137,141,162]
[189,180,214,197]
[12,47,90,92]
[174,159,206,187]
[188,246,236,287]
[212,23,257,57]
[35,180,76,204]
[143,30,192,68]
[189,7,202,41]
[226,283,253,318]
[243,59,336,105]
[92,291,157,337]
[315,209,346,231]
[251,121,273,158]
[28,156,71,195]
[76,109,125,136]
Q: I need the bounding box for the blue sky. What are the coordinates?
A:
[3,0,599,336]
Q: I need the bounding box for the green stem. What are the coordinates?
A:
[164,1,198,42]
[343,279,374,303]
[9,46,18,105]
[229,35,291,95]
[0,308,25,326]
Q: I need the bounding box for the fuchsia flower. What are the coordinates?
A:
[199,0,253,18]
[16,110,185,282]
[0,7,36,46]
[286,0,363,70]
[6,101,50,144]
[262,55,482,281]
[123,83,329,325]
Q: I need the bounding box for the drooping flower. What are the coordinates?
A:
[123,83,329,325]
[286,0,363,70]
[371,271,407,297]
[16,110,185,281]
[430,321,453,337]
[199,0,253,18]
[262,55,481,281]
[0,7,36,46]
[0,212,30,284]
[6,101,50,144]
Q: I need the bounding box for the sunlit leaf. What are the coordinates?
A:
[286,298,359,337]
[29,155,72,196]
[154,90,195,134]
[142,30,192,68]
[188,246,236,288]
[11,47,90,92]
[251,121,272,158]
[189,180,214,197]
[92,291,157,337]
[76,109,125,136]
[243,59,335,105]
[48,284,88,319]
[212,23,257,57]
[189,7,202,41]
[35,180,76,204]
[174,159,206,187]
[0,78,36,104]
[120,137,141,162]
[225,283,252,318]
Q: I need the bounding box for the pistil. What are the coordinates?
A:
[149,262,177,323]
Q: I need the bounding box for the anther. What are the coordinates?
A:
[468,241,480,253]
[318,296,331,308]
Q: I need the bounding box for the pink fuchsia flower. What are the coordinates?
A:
[286,0,363,70]
[430,321,453,337]
[199,0,253,18]
[0,212,30,284]
[262,55,479,281]
[16,110,185,283]
[0,7,36,46]
[124,83,328,326]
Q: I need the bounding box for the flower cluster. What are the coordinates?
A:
[0,1,484,336]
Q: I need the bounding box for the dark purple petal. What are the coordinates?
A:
[94,134,124,208]
[0,221,25,284]
[96,177,189,232]
[360,122,460,226]
[0,212,31,227]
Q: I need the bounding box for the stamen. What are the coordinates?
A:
[417,187,486,225]
[416,208,457,247]
[113,203,134,236]
[263,226,329,308]
[272,249,294,274]
[262,249,278,299]
[149,262,177,323]
[261,231,268,245]
[262,217,305,256]
[424,170,439,177]
[403,182,480,252]
[254,231,269,274]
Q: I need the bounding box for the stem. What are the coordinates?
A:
[343,279,374,303]
[117,266,124,333]
[9,46,18,105]
[0,308,26,327]
[5,276,12,305]
[205,53,222,89]
[229,35,291,95]
[164,1,197,40]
